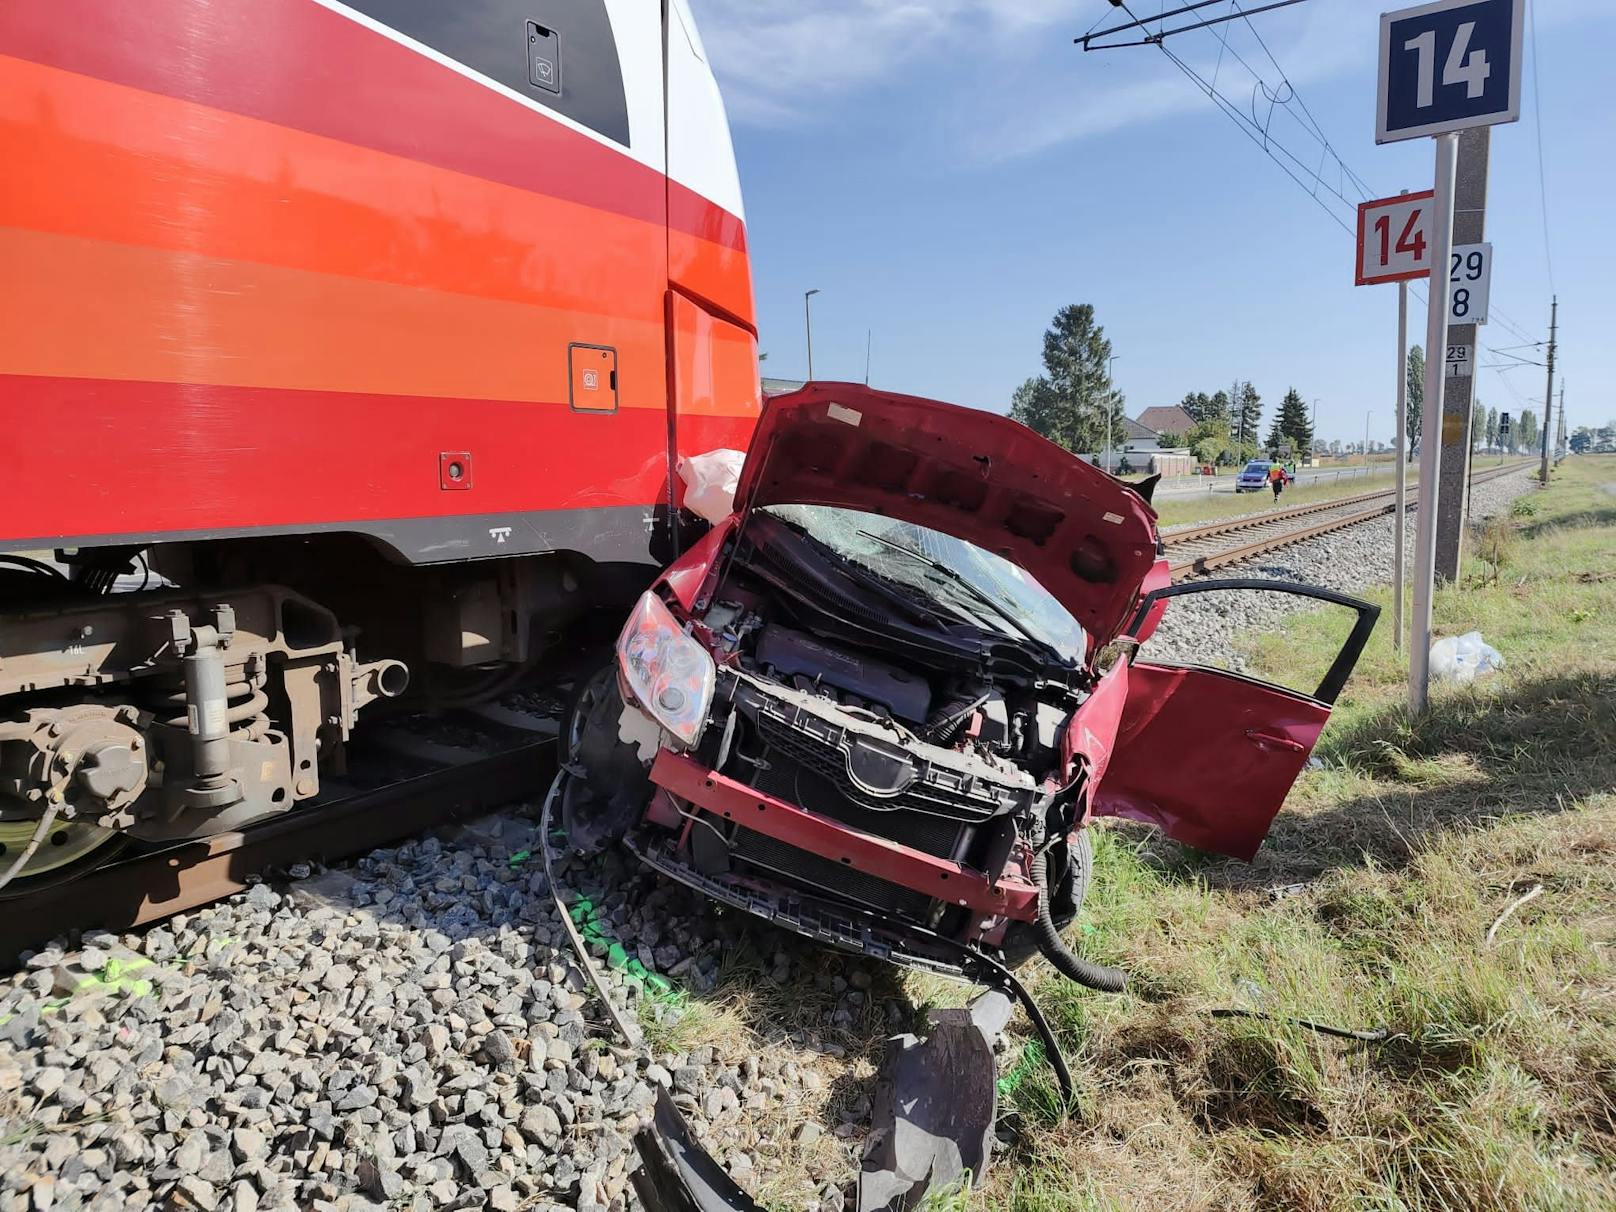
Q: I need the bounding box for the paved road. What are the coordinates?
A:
[1148,465,1407,498]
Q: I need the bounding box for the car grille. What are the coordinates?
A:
[748,763,965,859]
[728,825,935,921]
[735,682,1032,826]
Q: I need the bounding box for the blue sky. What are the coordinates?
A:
[689,0,1611,445]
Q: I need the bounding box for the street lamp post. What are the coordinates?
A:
[803,289,820,381]
[1106,355,1120,472]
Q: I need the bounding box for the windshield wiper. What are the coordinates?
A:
[855,529,1043,649]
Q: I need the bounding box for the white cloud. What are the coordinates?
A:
[965,3,1371,163]
[689,0,1616,161]
[687,0,1073,127]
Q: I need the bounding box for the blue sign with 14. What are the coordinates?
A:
[1377,0,1523,143]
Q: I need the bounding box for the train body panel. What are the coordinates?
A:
[0,0,758,887]
[0,0,758,560]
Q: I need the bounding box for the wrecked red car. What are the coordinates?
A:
[565,383,1377,1000]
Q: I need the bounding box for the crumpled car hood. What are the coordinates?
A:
[732,383,1160,654]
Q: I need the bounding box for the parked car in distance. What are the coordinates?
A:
[1236,460,1294,492]
[563,384,1378,993]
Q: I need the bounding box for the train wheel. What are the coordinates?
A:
[0,817,127,898]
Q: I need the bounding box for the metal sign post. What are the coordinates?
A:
[1356,189,1434,653]
[1377,0,1523,715]
[1408,132,1459,716]
[1394,281,1409,652]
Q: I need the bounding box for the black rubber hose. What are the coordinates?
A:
[1031,846,1127,994]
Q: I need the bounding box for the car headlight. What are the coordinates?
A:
[616,591,715,748]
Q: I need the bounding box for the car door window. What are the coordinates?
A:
[1129,579,1374,704]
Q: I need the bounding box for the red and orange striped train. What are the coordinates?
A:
[0,0,760,886]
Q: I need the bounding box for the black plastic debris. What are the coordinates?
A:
[631,1089,766,1212]
[629,991,1016,1212]
[856,989,1012,1211]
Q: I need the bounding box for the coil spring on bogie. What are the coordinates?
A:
[148,669,271,742]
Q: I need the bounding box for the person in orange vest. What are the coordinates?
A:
[1268,462,1286,501]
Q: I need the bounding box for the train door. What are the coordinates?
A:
[663,0,762,503]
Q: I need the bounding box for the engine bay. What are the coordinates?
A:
[654,515,1093,944]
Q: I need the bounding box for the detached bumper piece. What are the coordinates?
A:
[632,1089,765,1212]
[632,994,1016,1212]
[857,989,1012,1211]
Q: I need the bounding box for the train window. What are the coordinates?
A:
[346,0,630,147]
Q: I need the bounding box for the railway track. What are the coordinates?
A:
[1,467,1533,964]
[1163,461,1532,579]
[0,709,558,966]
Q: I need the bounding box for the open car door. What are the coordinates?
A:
[1092,579,1378,861]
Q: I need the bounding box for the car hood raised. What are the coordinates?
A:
[731,383,1160,655]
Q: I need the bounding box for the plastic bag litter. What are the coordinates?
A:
[675,448,746,525]
[1429,631,1505,686]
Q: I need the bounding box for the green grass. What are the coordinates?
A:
[982,455,1616,1211]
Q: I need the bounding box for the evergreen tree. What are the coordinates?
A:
[1235,382,1262,449]
[1485,405,1498,450]
[1265,413,1286,455]
[1269,388,1313,458]
[1009,304,1120,455]
[1180,391,1211,423]
[1009,376,1058,437]
[1206,390,1232,426]
[1406,345,1425,460]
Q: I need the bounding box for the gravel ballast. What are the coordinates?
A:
[0,468,1540,1211]
[0,818,874,1212]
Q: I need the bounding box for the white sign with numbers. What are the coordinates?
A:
[1444,343,1472,377]
[1355,192,1435,285]
[1447,242,1490,324]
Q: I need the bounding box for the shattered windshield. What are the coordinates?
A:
[762,505,1086,661]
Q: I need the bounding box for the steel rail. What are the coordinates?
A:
[0,740,553,967]
[1165,461,1531,579]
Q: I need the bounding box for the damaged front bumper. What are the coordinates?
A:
[648,748,1040,924]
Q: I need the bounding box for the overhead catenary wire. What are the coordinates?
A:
[1086,1,1551,370]
[1079,0,1312,50]
[1228,0,1376,201]
[1106,0,1362,237]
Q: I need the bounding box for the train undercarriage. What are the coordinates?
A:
[0,536,613,893]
